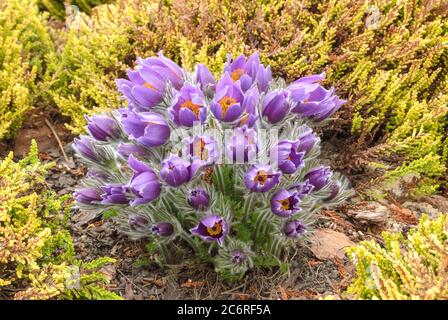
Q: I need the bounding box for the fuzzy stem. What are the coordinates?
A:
[243,192,255,222]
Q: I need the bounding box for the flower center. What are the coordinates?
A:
[144,82,158,91]
[239,113,249,126]
[180,100,201,118]
[254,170,270,185]
[277,198,291,211]
[219,96,236,116]
[231,68,244,81]
[193,139,208,160]
[206,222,223,238]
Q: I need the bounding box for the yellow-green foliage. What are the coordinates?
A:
[38,0,114,20]
[0,140,122,300]
[47,0,448,195]
[0,0,54,140]
[346,214,448,300]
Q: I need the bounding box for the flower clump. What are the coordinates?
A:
[73,52,352,280]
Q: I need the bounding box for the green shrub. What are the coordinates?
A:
[0,140,122,300]
[48,0,448,196]
[0,0,54,140]
[346,213,448,300]
[38,0,114,20]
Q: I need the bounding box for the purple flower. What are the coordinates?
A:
[85,115,120,141]
[325,181,341,202]
[117,143,149,158]
[74,187,102,204]
[270,189,302,217]
[211,73,245,122]
[297,127,318,155]
[262,89,292,124]
[86,169,110,182]
[187,188,210,210]
[183,135,219,165]
[284,220,307,238]
[151,222,174,237]
[270,140,305,174]
[190,214,229,245]
[244,164,280,192]
[73,136,97,161]
[224,52,272,92]
[121,109,170,148]
[160,155,201,187]
[225,126,258,163]
[169,83,207,127]
[101,184,131,205]
[235,87,259,128]
[289,180,315,198]
[129,215,150,232]
[230,251,246,265]
[289,72,346,122]
[304,166,332,191]
[116,52,183,110]
[128,155,161,205]
[195,64,215,91]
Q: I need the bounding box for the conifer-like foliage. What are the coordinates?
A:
[0,141,121,300]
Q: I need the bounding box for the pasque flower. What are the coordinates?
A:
[129,215,150,232]
[289,72,346,122]
[270,188,302,217]
[283,220,307,238]
[151,222,174,237]
[187,188,210,210]
[101,184,132,205]
[230,251,246,265]
[85,115,120,141]
[169,83,207,127]
[324,181,341,201]
[160,155,202,187]
[183,135,219,165]
[304,166,332,191]
[270,140,305,174]
[117,143,149,158]
[73,136,98,161]
[127,155,161,205]
[225,126,258,163]
[297,127,318,155]
[236,87,259,128]
[195,64,215,92]
[244,164,280,192]
[74,187,103,204]
[121,109,170,148]
[262,89,292,124]
[190,215,229,245]
[211,73,245,122]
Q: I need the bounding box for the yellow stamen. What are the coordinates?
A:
[239,113,249,126]
[193,139,208,160]
[206,222,223,237]
[180,100,201,118]
[144,82,157,91]
[277,198,290,211]
[231,68,245,81]
[254,170,269,185]
[219,96,237,117]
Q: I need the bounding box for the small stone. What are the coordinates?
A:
[348,202,389,224]
[310,229,355,260]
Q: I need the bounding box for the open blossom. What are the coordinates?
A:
[127,155,161,205]
[262,89,292,124]
[169,83,207,127]
[187,188,210,210]
[183,135,219,165]
[289,72,346,122]
[225,126,258,163]
[270,140,305,174]
[85,115,120,141]
[190,215,229,246]
[74,187,103,205]
[244,164,280,192]
[270,188,302,217]
[211,73,245,122]
[304,166,332,191]
[160,155,202,187]
[120,109,170,147]
[224,52,272,92]
[284,220,307,238]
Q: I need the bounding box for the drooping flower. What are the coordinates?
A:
[160,155,201,187]
[190,214,229,245]
[270,188,302,217]
[101,184,132,205]
[86,169,110,182]
[211,73,245,122]
[230,250,246,265]
[289,72,346,122]
[262,89,292,124]
[225,126,258,163]
[117,143,149,159]
[244,164,280,192]
[120,109,170,148]
[85,115,120,141]
[297,127,318,155]
[187,188,210,210]
[139,52,184,89]
[73,136,97,161]
[129,215,150,232]
[270,140,305,174]
[127,155,161,205]
[74,187,103,205]
[151,222,174,237]
[289,180,315,198]
[195,64,215,92]
[183,135,219,166]
[304,166,332,191]
[224,52,272,92]
[283,220,307,238]
[324,181,341,202]
[169,83,207,127]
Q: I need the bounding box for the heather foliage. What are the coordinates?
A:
[47,0,448,196]
[37,0,113,20]
[346,213,448,300]
[0,141,121,300]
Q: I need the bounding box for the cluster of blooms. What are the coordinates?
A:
[73,52,350,278]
